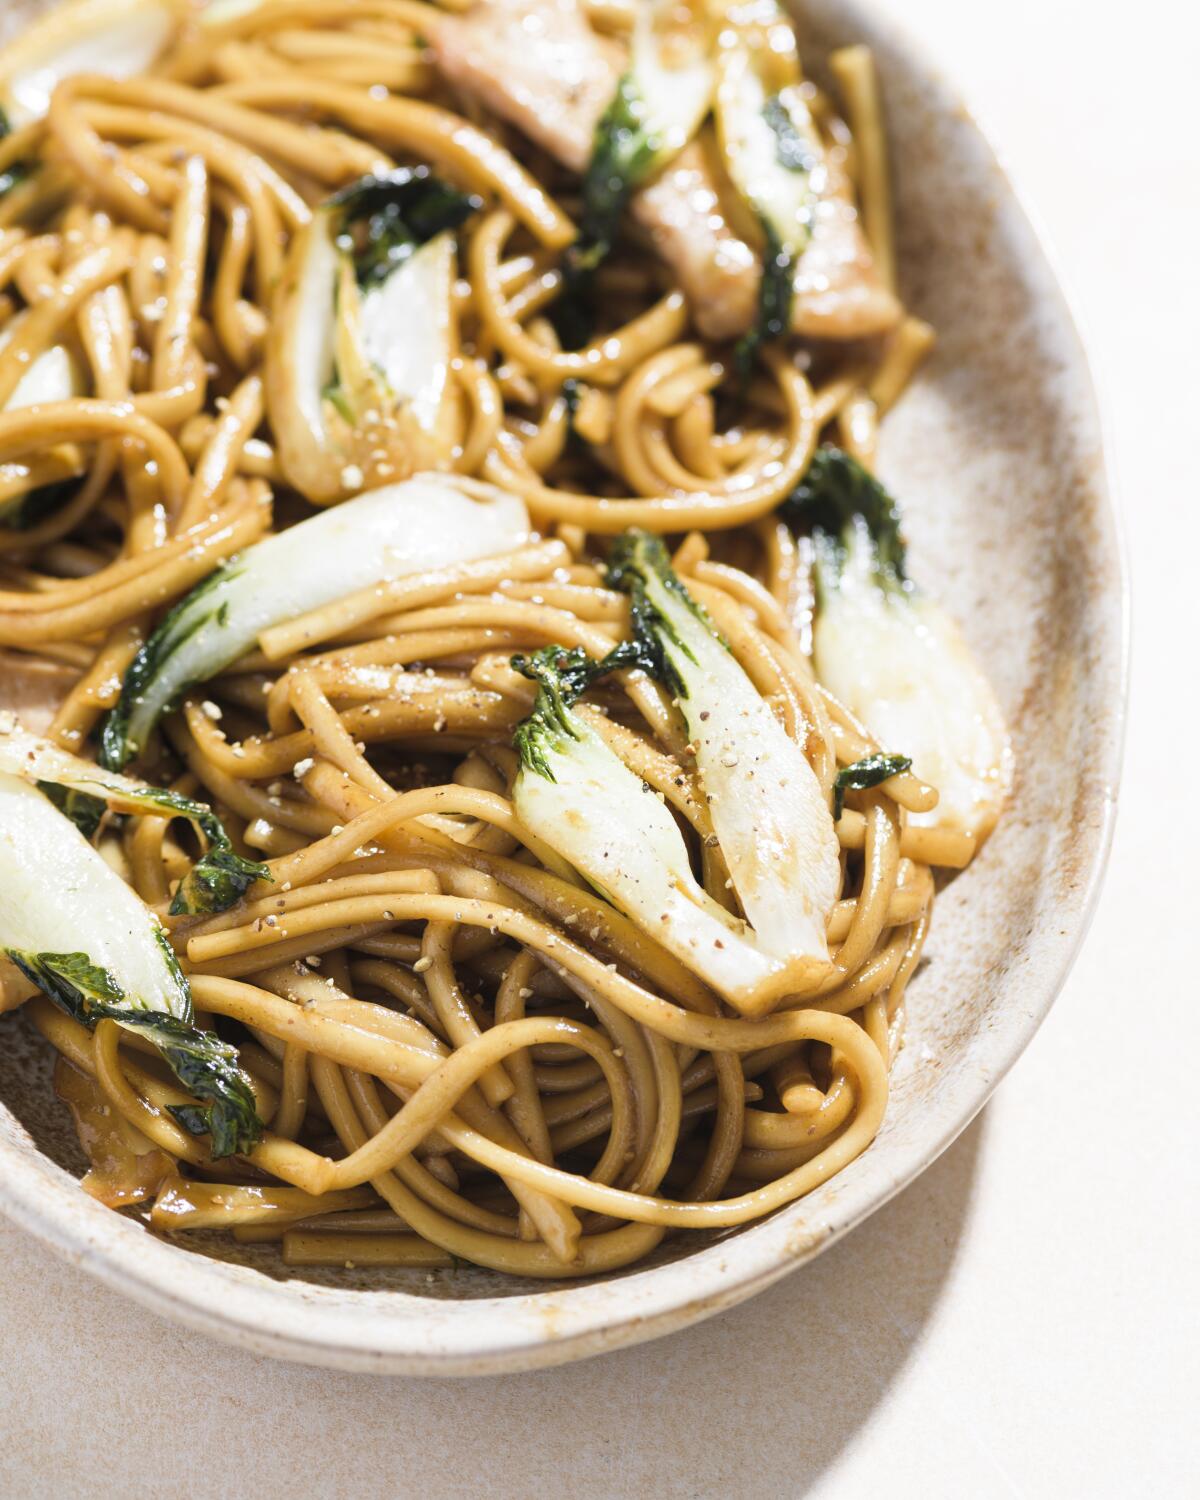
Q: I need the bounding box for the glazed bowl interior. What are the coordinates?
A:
[0,0,1125,1373]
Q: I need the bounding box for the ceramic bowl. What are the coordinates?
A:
[0,0,1126,1373]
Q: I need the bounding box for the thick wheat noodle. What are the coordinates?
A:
[228,973,590,1258]
[212,77,574,245]
[0,502,266,642]
[210,195,266,363]
[482,349,818,533]
[77,100,309,233]
[241,776,729,1013]
[259,539,571,658]
[0,401,189,523]
[0,453,107,556]
[0,2,994,1280]
[192,977,886,1228]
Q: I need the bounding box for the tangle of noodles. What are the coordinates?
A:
[0,0,1006,1280]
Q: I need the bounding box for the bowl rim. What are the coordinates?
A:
[0,0,1129,1375]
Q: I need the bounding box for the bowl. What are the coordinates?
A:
[0,0,1126,1373]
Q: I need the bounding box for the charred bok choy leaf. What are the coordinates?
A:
[266,166,480,502]
[714,11,822,374]
[511,646,830,1015]
[558,0,714,342]
[0,774,261,1156]
[786,447,1012,840]
[100,474,529,770]
[0,720,269,913]
[0,0,179,126]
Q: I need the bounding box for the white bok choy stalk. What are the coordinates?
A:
[712,0,823,371]
[0,719,269,915]
[0,0,181,127]
[100,472,529,770]
[0,317,89,530]
[0,323,87,413]
[266,167,481,503]
[0,773,262,1155]
[791,447,1012,842]
[604,531,842,1008]
[510,647,830,1016]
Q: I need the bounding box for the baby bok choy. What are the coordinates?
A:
[266,167,481,503]
[100,472,529,770]
[605,531,842,1004]
[0,719,268,914]
[0,773,261,1156]
[789,446,1012,841]
[511,647,829,1016]
[559,0,714,334]
[0,0,180,127]
[713,3,821,372]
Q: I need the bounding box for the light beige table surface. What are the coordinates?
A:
[1,1,1197,1495]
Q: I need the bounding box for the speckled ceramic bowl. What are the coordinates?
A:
[0,0,1126,1374]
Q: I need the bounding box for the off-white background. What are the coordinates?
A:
[2,1,1197,1495]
